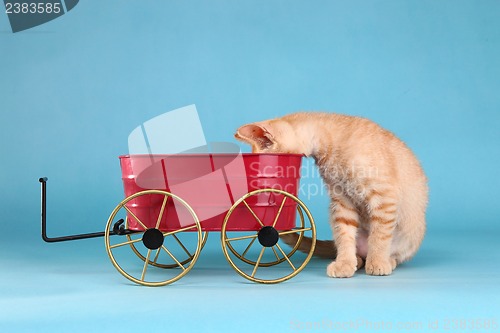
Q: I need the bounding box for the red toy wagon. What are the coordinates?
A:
[39,153,316,286]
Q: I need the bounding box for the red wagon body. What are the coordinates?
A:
[120,153,303,232]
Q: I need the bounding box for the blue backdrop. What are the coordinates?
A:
[1,1,499,332]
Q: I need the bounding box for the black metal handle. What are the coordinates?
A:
[39,177,126,242]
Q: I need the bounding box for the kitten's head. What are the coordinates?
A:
[235,119,304,154]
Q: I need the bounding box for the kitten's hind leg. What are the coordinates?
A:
[326,196,360,278]
[391,257,398,270]
[357,255,365,270]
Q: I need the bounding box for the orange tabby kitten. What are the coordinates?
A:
[235,112,428,277]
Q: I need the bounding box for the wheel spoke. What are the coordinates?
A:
[109,236,144,249]
[123,205,149,230]
[242,200,264,227]
[141,249,152,281]
[272,196,287,228]
[271,246,280,261]
[155,195,169,229]
[251,247,266,278]
[152,248,161,264]
[162,224,198,237]
[275,243,296,270]
[225,233,259,243]
[278,227,312,236]
[241,237,257,259]
[172,234,193,258]
[161,245,186,271]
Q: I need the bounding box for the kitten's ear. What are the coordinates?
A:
[235,123,275,151]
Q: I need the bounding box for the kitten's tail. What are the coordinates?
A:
[280,234,336,259]
[280,234,365,269]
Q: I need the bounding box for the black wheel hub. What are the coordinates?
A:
[258,226,279,247]
[142,228,164,250]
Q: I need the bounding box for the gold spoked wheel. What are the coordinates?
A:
[221,188,316,284]
[105,190,202,287]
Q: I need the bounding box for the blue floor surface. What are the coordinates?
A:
[1,228,499,333]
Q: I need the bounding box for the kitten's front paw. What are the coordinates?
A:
[365,257,393,276]
[327,260,357,278]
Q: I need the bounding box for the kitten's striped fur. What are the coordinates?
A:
[235,112,428,277]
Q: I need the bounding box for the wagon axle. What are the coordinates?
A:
[257,226,279,247]
[142,228,165,250]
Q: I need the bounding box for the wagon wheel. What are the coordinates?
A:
[105,190,202,287]
[221,188,316,284]
[126,218,208,269]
